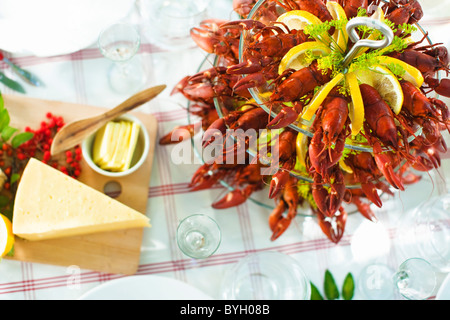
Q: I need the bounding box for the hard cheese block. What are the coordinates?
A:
[12,158,151,241]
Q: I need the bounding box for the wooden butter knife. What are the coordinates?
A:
[50,84,166,155]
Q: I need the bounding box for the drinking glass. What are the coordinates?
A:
[221,251,311,300]
[397,193,450,272]
[359,258,437,300]
[393,258,437,300]
[98,22,146,93]
[176,214,221,259]
[139,0,211,50]
[359,264,396,300]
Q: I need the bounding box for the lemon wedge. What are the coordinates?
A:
[296,131,309,167]
[0,213,14,257]
[377,55,424,87]
[276,10,332,44]
[345,72,365,136]
[370,5,385,21]
[301,72,345,121]
[353,65,404,114]
[276,9,323,32]
[339,158,354,174]
[278,41,331,74]
[325,1,348,53]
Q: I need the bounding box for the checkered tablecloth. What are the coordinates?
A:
[0,0,449,300]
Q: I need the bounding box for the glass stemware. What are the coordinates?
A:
[98,22,146,94]
[176,214,221,259]
[221,251,311,300]
[139,0,211,50]
[359,258,437,300]
[393,258,437,300]
[397,193,450,273]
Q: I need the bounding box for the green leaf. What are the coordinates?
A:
[0,92,4,110]
[0,71,26,93]
[11,131,33,148]
[310,282,324,300]
[0,195,10,207]
[10,173,20,185]
[6,245,14,256]
[1,125,17,142]
[342,273,355,300]
[324,269,340,300]
[0,108,10,132]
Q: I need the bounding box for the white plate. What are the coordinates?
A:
[78,275,213,300]
[436,273,450,300]
[0,0,135,57]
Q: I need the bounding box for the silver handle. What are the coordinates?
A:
[342,17,394,67]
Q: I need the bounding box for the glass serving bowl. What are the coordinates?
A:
[239,0,433,152]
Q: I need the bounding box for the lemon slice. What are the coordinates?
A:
[301,72,345,121]
[325,1,348,53]
[296,131,309,167]
[345,72,365,136]
[377,55,424,87]
[353,65,404,114]
[276,9,323,32]
[278,41,331,74]
[0,213,14,257]
[370,5,385,21]
[339,158,353,174]
[276,10,332,44]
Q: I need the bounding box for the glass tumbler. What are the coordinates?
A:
[221,251,311,300]
[139,0,211,49]
[176,214,221,259]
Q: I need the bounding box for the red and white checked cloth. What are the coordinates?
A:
[0,1,449,300]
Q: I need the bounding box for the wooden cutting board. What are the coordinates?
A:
[3,94,157,275]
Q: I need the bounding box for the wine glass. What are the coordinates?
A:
[358,258,437,300]
[98,22,146,93]
[138,0,211,50]
[393,258,437,300]
[176,214,221,259]
[397,192,450,272]
[221,251,311,300]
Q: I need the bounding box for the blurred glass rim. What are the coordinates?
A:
[138,0,212,19]
[97,22,141,60]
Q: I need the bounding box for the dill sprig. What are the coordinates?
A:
[297,182,318,210]
[317,51,345,77]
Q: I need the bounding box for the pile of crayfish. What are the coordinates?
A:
[160,0,450,244]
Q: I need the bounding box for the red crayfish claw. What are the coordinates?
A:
[159,123,199,145]
[372,141,405,191]
[266,104,301,129]
[211,185,256,209]
[316,207,348,244]
[268,176,299,240]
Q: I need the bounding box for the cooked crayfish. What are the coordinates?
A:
[270,61,332,102]
[276,0,333,22]
[311,165,348,218]
[190,19,242,64]
[308,88,349,177]
[268,129,298,198]
[268,175,300,240]
[382,0,424,25]
[316,206,348,244]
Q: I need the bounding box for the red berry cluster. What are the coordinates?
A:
[18,112,82,178]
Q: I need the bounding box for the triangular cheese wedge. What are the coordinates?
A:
[12,158,150,241]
